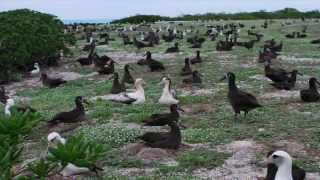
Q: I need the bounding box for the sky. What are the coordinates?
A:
[0,0,319,20]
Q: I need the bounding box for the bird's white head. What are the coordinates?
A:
[159,76,170,86]
[5,98,14,116]
[47,132,66,144]
[267,150,293,167]
[6,98,15,107]
[135,78,146,87]
[267,150,293,180]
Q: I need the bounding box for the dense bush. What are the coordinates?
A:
[0,111,42,178]
[112,8,320,24]
[0,9,66,83]
[48,135,107,171]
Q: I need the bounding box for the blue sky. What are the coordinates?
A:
[1,0,319,20]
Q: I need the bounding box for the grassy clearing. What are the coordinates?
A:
[12,19,320,178]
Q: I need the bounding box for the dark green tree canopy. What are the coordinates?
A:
[112,8,320,24]
[0,9,66,83]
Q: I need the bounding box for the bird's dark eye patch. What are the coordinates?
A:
[272,155,279,159]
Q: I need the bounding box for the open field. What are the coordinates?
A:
[2,19,320,179]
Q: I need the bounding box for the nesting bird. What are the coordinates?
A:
[98,60,117,75]
[93,54,111,68]
[137,51,165,72]
[142,104,184,126]
[146,53,165,72]
[265,150,305,180]
[165,42,179,53]
[300,77,320,102]
[138,121,181,149]
[47,96,88,127]
[137,51,152,65]
[271,70,302,90]
[221,72,262,118]
[190,51,202,64]
[121,64,134,84]
[181,58,192,76]
[41,73,67,88]
[183,70,202,85]
[110,73,126,94]
[133,37,153,49]
[265,62,291,83]
[105,78,146,104]
[47,132,66,145]
[158,76,179,105]
[77,41,96,66]
[30,62,40,76]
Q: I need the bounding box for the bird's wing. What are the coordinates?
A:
[236,90,261,106]
[171,89,178,99]
[103,93,136,104]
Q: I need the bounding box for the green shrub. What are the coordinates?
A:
[0,111,42,144]
[0,9,67,82]
[0,111,41,179]
[48,135,107,170]
[0,140,23,178]
[27,158,57,179]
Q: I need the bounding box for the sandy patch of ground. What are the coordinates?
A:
[260,90,300,101]
[51,71,83,81]
[250,74,271,81]
[192,140,320,180]
[193,140,265,179]
[122,143,189,166]
[181,103,215,115]
[180,88,217,97]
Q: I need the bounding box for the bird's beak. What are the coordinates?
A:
[178,107,185,112]
[110,60,119,65]
[113,60,119,65]
[220,75,227,81]
[158,80,164,85]
[108,75,114,80]
[129,66,137,72]
[178,122,187,129]
[158,79,164,85]
[83,99,90,105]
[266,156,273,164]
[297,72,303,76]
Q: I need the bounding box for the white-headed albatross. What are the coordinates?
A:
[158,76,179,105]
[103,78,146,104]
[266,150,306,180]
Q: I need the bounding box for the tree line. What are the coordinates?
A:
[111,8,320,24]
